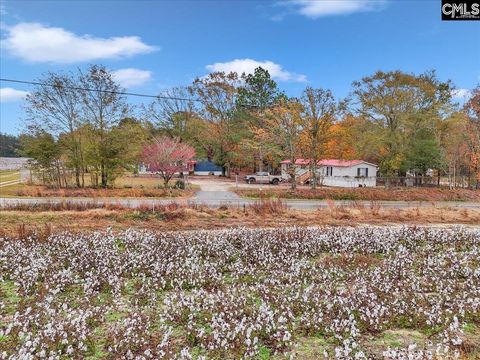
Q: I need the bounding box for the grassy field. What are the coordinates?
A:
[235,186,480,202]
[0,170,20,184]
[0,171,23,197]
[0,175,198,198]
[1,226,479,358]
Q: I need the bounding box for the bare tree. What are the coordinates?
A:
[190,72,241,176]
[79,65,128,187]
[300,87,336,189]
[24,72,85,187]
[145,86,198,137]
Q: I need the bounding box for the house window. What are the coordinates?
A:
[357,167,368,177]
[326,167,333,176]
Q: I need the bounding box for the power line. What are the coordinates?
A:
[0,78,203,102]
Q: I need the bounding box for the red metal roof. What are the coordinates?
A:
[280,159,376,167]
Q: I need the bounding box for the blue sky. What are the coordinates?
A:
[1,0,479,135]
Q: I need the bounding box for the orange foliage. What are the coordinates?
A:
[464,86,480,185]
[324,122,357,159]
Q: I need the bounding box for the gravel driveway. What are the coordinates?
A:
[189,177,242,202]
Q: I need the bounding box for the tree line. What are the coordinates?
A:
[12,64,480,188]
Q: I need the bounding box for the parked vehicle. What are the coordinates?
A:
[244,172,281,185]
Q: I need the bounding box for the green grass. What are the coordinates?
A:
[291,336,332,359]
[257,344,271,359]
[463,322,479,334]
[0,170,22,197]
[0,280,21,315]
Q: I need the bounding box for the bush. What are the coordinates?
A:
[249,198,288,215]
[174,180,186,189]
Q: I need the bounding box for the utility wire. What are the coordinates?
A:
[0,78,203,102]
[0,77,258,108]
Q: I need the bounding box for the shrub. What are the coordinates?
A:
[174,180,186,189]
[249,198,288,215]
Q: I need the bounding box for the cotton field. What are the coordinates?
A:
[0,226,479,359]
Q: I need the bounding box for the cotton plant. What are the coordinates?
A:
[0,226,479,358]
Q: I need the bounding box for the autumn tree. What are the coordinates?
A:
[464,86,480,188]
[24,72,85,187]
[352,70,453,176]
[79,65,128,187]
[404,127,443,184]
[146,86,198,139]
[299,87,336,188]
[114,117,150,174]
[141,136,195,187]
[236,67,284,171]
[190,72,241,176]
[436,111,469,188]
[19,131,63,186]
[266,98,303,189]
[324,115,382,163]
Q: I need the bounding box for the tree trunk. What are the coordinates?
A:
[290,172,296,190]
[75,168,81,188]
[289,161,296,190]
[101,161,107,188]
[225,162,231,178]
[311,161,318,189]
[73,142,81,188]
[258,148,264,172]
[56,160,62,188]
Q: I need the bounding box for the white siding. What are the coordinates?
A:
[281,162,377,187]
[319,163,377,187]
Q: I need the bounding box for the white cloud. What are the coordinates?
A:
[0,87,29,102]
[206,58,307,82]
[2,22,157,63]
[112,68,152,88]
[287,0,387,18]
[452,88,472,100]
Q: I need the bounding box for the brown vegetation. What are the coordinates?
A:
[2,184,194,198]
[235,186,480,202]
[1,200,479,239]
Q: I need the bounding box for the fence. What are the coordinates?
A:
[375,176,473,188]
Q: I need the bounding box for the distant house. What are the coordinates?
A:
[280,159,378,187]
[193,160,223,176]
[139,159,223,176]
[139,160,195,175]
[0,157,30,171]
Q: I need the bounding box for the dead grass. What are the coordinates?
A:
[1,203,479,239]
[249,198,288,215]
[236,187,480,202]
[0,170,20,183]
[4,184,194,198]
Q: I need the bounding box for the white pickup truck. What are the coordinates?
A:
[244,172,281,185]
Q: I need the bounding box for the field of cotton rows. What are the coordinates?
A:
[1,226,479,359]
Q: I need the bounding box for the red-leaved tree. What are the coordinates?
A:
[141,137,196,187]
